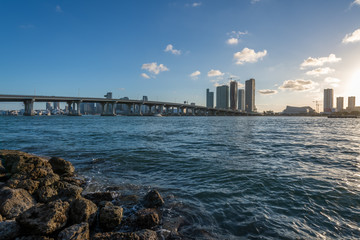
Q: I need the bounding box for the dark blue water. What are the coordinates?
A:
[1,116,360,239]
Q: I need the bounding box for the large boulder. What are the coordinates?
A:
[0,187,36,219]
[135,229,158,240]
[99,202,123,231]
[57,222,89,240]
[82,192,113,205]
[135,209,160,229]
[69,197,97,225]
[36,181,83,203]
[16,200,70,235]
[0,220,21,240]
[91,232,140,240]
[143,190,164,208]
[48,157,75,176]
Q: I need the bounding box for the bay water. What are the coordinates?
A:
[1,116,360,239]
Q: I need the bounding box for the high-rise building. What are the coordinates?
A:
[323,89,333,113]
[238,89,245,111]
[46,102,52,111]
[104,92,112,99]
[245,78,255,113]
[216,85,229,109]
[336,97,344,112]
[206,89,214,108]
[230,81,238,110]
[53,102,60,110]
[348,96,356,111]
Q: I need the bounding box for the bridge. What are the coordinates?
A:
[0,94,249,116]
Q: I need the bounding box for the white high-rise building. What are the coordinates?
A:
[238,89,245,111]
[323,88,334,113]
[336,97,344,112]
[245,78,255,113]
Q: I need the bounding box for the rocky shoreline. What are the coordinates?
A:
[0,150,179,240]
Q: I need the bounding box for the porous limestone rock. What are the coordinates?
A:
[99,202,123,231]
[143,190,164,208]
[57,222,89,240]
[48,157,75,176]
[91,232,140,240]
[0,187,36,219]
[16,200,70,235]
[69,197,97,225]
[135,208,160,229]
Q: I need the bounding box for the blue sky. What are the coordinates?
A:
[1,0,360,111]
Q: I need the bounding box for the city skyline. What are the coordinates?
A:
[1,1,360,111]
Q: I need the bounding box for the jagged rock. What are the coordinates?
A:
[82,192,113,205]
[15,236,54,240]
[35,181,83,203]
[99,202,123,231]
[17,200,70,235]
[0,187,36,219]
[135,209,160,229]
[91,232,140,240]
[69,197,97,225]
[143,190,164,208]
[61,176,85,187]
[135,229,158,240]
[57,222,89,240]
[0,220,21,240]
[48,157,75,176]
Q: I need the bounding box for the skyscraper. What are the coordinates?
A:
[238,89,245,111]
[245,78,255,113]
[336,97,344,112]
[229,81,238,110]
[216,85,229,109]
[348,96,356,111]
[206,89,214,108]
[53,102,60,110]
[323,89,333,113]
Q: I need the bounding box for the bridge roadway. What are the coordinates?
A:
[0,94,248,116]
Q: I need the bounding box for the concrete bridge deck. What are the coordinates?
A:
[0,94,249,116]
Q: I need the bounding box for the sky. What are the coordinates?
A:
[1,0,360,112]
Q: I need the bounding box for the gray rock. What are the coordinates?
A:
[0,220,21,240]
[135,229,158,240]
[15,236,54,240]
[0,187,36,219]
[69,197,97,225]
[91,232,140,240]
[48,157,75,176]
[17,200,70,235]
[135,208,160,229]
[99,202,123,231]
[57,222,89,240]
[143,190,164,208]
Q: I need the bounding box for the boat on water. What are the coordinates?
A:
[153,113,162,117]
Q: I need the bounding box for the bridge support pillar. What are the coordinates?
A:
[101,102,116,116]
[67,101,82,116]
[24,100,35,116]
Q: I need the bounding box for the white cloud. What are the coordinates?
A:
[259,89,278,95]
[207,69,224,77]
[141,73,150,79]
[279,79,318,91]
[226,38,239,45]
[306,67,335,76]
[234,48,267,65]
[141,62,169,75]
[56,5,63,13]
[300,54,341,69]
[351,0,360,7]
[190,70,201,79]
[342,28,360,44]
[324,77,340,83]
[192,2,202,7]
[251,0,260,4]
[164,44,181,55]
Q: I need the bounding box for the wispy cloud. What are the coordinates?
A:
[56,5,63,13]
[190,70,201,79]
[324,77,341,88]
[342,28,360,44]
[300,54,341,69]
[186,2,202,7]
[207,69,224,77]
[259,89,278,95]
[351,0,360,7]
[141,62,169,75]
[306,67,335,76]
[279,79,318,91]
[234,47,267,65]
[141,73,151,79]
[164,44,181,55]
[251,0,261,4]
[226,31,248,45]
